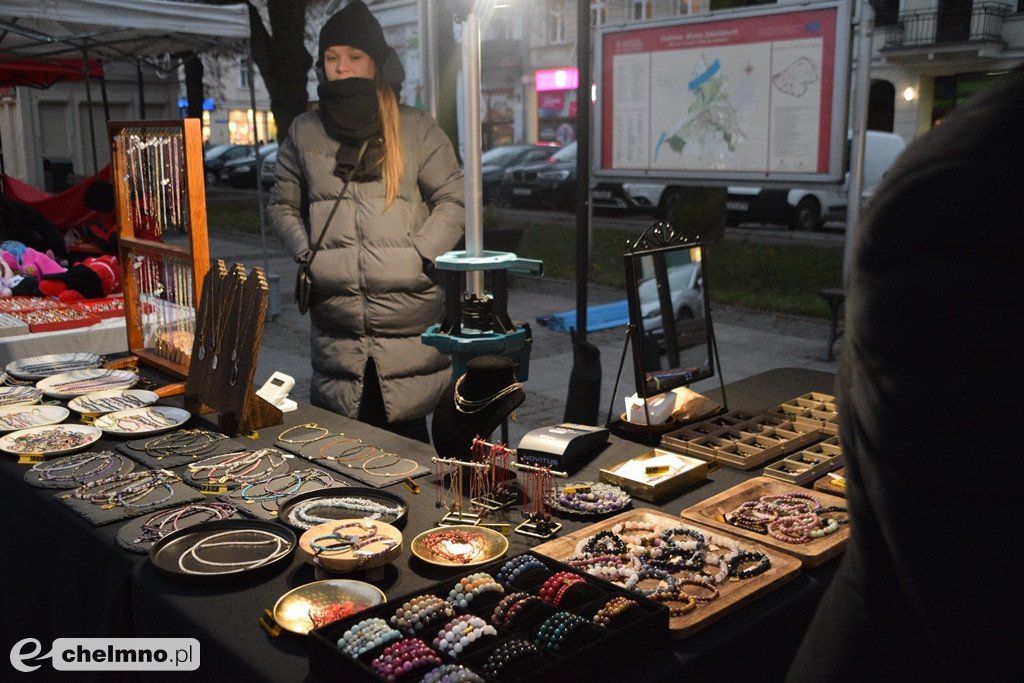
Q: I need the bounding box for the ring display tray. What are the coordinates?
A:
[533,508,801,639]
[679,476,849,568]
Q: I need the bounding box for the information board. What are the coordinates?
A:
[595,2,852,184]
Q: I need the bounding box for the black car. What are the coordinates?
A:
[218,143,278,188]
[500,141,577,211]
[203,144,250,185]
[478,144,557,205]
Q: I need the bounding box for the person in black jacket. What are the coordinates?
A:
[786,67,1024,681]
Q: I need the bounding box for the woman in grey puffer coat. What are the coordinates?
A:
[268,1,464,441]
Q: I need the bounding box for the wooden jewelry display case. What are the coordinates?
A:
[107,119,211,380]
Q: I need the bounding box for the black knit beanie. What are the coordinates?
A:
[318,1,389,70]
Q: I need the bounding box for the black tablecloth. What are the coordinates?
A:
[0,368,836,682]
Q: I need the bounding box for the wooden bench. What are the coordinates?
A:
[818,288,845,362]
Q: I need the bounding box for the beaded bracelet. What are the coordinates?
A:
[727,550,772,579]
[370,637,441,681]
[678,577,720,603]
[538,571,586,606]
[446,572,503,608]
[390,594,456,635]
[533,611,591,652]
[624,565,677,596]
[502,594,546,631]
[338,617,403,657]
[496,554,550,588]
[648,588,698,617]
[420,663,485,683]
[431,615,497,658]
[277,423,329,444]
[582,529,627,556]
[177,529,291,575]
[33,451,121,483]
[592,595,640,627]
[481,638,545,681]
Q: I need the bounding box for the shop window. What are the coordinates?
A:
[631,0,653,21]
[591,0,607,26]
[550,0,567,44]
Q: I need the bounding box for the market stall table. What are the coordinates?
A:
[0,368,837,682]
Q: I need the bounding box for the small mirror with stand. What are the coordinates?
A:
[607,221,726,444]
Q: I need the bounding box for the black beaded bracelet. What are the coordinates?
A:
[482,638,546,681]
[727,550,772,579]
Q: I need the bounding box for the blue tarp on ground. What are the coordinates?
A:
[536,299,630,333]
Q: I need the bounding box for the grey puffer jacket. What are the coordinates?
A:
[268,105,465,422]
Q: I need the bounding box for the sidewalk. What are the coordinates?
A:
[208,230,840,448]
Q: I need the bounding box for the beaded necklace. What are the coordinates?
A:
[135,502,237,544]
[177,529,291,575]
[140,429,228,460]
[68,469,181,510]
[285,496,404,529]
[188,448,287,485]
[452,375,523,414]
[32,450,124,484]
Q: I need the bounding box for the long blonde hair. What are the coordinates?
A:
[375,70,403,208]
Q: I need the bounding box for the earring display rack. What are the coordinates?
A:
[108,119,211,380]
[184,261,282,436]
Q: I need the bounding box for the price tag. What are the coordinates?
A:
[562,485,591,495]
[199,483,229,495]
[644,465,671,475]
[79,413,98,425]
[17,453,46,465]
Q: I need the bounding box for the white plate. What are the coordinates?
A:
[0,385,43,407]
[6,353,103,381]
[36,369,138,399]
[68,389,160,415]
[0,404,70,432]
[0,424,102,456]
[93,406,191,437]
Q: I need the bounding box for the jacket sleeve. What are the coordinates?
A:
[267,130,311,263]
[410,114,465,262]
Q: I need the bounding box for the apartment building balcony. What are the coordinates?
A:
[880,3,1013,65]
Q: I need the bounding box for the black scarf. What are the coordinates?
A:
[317,78,384,181]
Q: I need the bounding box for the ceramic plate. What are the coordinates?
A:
[551,481,632,517]
[410,525,509,568]
[6,352,103,381]
[36,369,138,399]
[0,404,70,432]
[68,389,160,415]
[0,385,43,407]
[93,406,191,437]
[272,579,385,635]
[0,424,102,456]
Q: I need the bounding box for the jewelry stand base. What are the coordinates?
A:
[471,495,516,511]
[514,519,561,539]
[438,511,481,526]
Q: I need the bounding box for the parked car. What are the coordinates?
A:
[622,130,908,229]
[218,143,278,188]
[259,148,278,189]
[479,144,558,205]
[500,141,577,210]
[203,144,250,185]
[637,261,704,335]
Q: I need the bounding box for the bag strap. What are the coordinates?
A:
[305,137,371,264]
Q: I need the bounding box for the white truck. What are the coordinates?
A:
[617,130,907,230]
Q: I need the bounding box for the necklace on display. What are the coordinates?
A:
[211,273,244,370]
[229,286,260,386]
[452,376,523,415]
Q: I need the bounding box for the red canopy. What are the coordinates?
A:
[0,58,104,89]
[2,165,111,231]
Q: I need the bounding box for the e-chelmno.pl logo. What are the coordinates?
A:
[10,638,199,673]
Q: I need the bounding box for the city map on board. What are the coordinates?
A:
[601,5,842,178]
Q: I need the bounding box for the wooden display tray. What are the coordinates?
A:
[680,477,849,568]
[813,466,848,498]
[533,508,802,639]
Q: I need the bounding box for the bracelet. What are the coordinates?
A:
[678,577,720,602]
[593,595,639,627]
[502,594,545,631]
[370,638,441,681]
[338,617,402,657]
[481,638,545,680]
[534,611,591,652]
[277,423,330,444]
[648,588,698,617]
[624,565,677,596]
[390,594,456,635]
[727,550,772,579]
[496,554,550,588]
[360,453,419,478]
[446,572,503,608]
[538,571,585,606]
[582,529,626,556]
[431,615,497,658]
[177,529,291,575]
[420,663,485,683]
[425,529,489,565]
